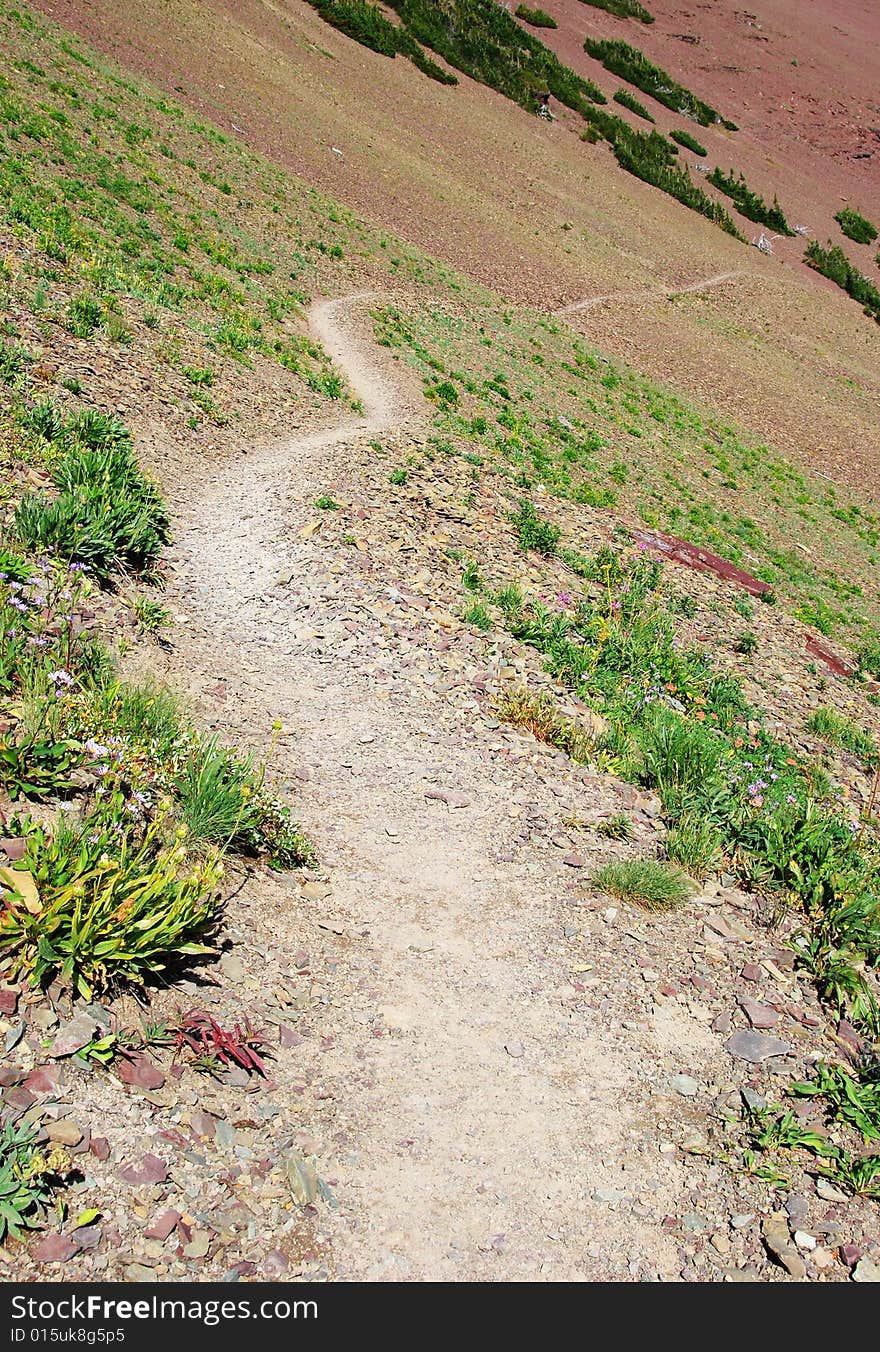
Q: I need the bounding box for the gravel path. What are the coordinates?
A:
[165,292,701,1280]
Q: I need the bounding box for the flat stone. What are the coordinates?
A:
[739,997,779,1029]
[118,1154,168,1186]
[34,1233,79,1263]
[740,964,762,982]
[0,987,18,1016]
[740,1086,766,1113]
[190,1111,219,1139]
[670,1074,699,1098]
[681,1212,708,1233]
[90,1137,110,1161]
[183,1230,211,1260]
[49,1012,99,1059]
[562,854,588,868]
[504,1040,525,1058]
[816,1177,848,1203]
[144,1209,180,1241]
[117,1053,165,1091]
[24,1066,63,1094]
[785,1194,811,1224]
[46,1119,83,1147]
[725,1030,792,1064]
[762,1212,806,1279]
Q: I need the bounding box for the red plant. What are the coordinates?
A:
[174,1009,268,1076]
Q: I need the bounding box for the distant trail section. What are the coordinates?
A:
[556,270,742,315]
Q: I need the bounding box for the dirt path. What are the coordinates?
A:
[163,293,714,1282]
[556,270,743,315]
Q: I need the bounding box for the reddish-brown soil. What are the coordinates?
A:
[28,0,880,496]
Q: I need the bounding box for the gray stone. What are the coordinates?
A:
[740,1086,767,1113]
[785,1194,811,1225]
[725,1030,792,1064]
[670,1074,700,1098]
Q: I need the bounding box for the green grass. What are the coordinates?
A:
[593,857,692,910]
[665,812,722,880]
[835,208,878,246]
[512,499,561,555]
[806,706,878,765]
[707,167,793,235]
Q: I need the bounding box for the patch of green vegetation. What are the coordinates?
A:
[305,0,458,83]
[515,4,557,29]
[14,407,169,582]
[315,494,340,510]
[613,88,655,123]
[495,686,595,762]
[584,37,735,127]
[669,128,707,156]
[0,1118,72,1240]
[835,207,878,246]
[462,598,492,629]
[707,167,793,235]
[805,241,880,324]
[512,499,560,555]
[594,856,692,911]
[372,304,880,643]
[578,0,653,19]
[807,706,878,766]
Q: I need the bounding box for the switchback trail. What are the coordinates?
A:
[165,292,714,1281]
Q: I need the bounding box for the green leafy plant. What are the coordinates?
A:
[14,410,169,581]
[133,596,171,634]
[733,631,758,656]
[0,805,223,996]
[665,812,722,880]
[594,813,632,840]
[314,495,340,510]
[0,1116,70,1240]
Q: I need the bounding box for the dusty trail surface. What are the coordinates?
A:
[163,293,701,1281]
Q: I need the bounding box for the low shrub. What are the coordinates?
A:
[515,4,557,28]
[613,88,654,123]
[707,167,793,235]
[835,208,878,246]
[670,128,707,156]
